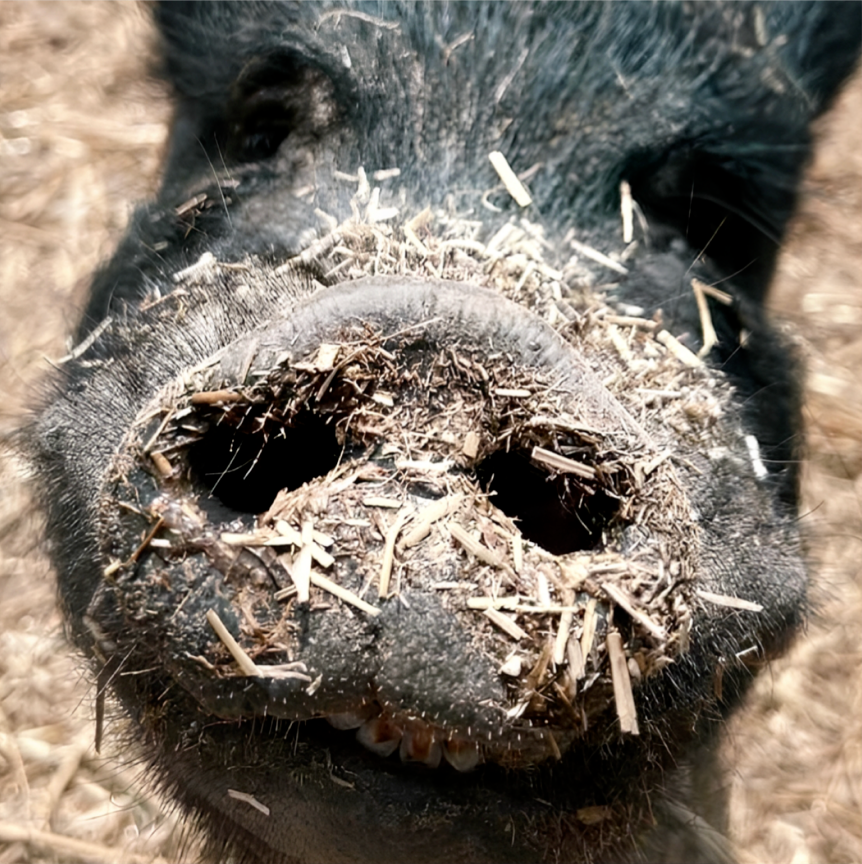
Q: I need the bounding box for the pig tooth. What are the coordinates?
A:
[399,724,442,768]
[442,739,482,773]
[327,708,375,731]
[356,716,402,757]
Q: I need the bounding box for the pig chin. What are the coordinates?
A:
[88,252,803,790]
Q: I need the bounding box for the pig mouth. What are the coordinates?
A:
[89,266,735,774]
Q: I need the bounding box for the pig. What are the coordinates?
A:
[30,3,861,863]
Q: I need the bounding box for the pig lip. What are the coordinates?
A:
[97,276,705,770]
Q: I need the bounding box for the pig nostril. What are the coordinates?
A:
[475,450,621,556]
[187,411,343,515]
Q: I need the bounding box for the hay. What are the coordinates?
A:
[725,69,862,864]
[0,4,185,862]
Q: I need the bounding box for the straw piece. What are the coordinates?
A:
[693,279,733,305]
[314,343,340,371]
[227,789,271,816]
[494,388,532,398]
[206,609,260,677]
[499,654,522,677]
[395,458,454,473]
[744,435,769,481]
[581,598,598,658]
[221,532,264,545]
[172,251,216,283]
[189,389,242,405]
[272,519,334,548]
[656,330,701,368]
[620,179,634,243]
[379,509,411,598]
[695,589,764,613]
[400,493,464,548]
[691,278,719,357]
[149,451,173,478]
[254,664,312,682]
[483,608,528,641]
[450,524,512,575]
[512,535,524,573]
[363,497,403,508]
[536,571,552,607]
[467,596,519,610]
[567,634,586,681]
[569,237,629,274]
[554,589,575,666]
[0,822,155,864]
[488,150,533,207]
[404,223,430,256]
[604,314,658,330]
[544,729,562,761]
[310,571,381,617]
[531,446,597,479]
[607,631,640,735]
[602,582,667,642]
[291,522,313,603]
[462,430,481,459]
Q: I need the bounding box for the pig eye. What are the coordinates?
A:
[628,147,785,301]
[225,53,339,163]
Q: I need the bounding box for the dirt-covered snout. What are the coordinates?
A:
[79,242,804,860]
[29,3,862,863]
[96,274,710,761]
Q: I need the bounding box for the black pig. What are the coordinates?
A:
[31,3,860,863]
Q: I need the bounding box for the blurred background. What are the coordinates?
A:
[0,4,858,862]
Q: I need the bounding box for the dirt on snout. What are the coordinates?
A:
[0,4,859,864]
[102,237,711,762]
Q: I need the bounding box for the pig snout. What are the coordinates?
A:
[98,276,662,739]
[79,252,797,863]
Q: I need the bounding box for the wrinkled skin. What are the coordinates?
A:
[31,3,860,863]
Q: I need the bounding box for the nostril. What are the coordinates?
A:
[187,411,343,514]
[474,450,621,556]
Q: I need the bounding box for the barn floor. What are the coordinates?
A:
[0,4,859,862]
